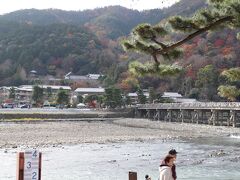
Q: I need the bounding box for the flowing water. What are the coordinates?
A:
[1,136,240,180]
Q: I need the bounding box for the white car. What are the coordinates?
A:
[2,103,14,108]
[76,103,87,108]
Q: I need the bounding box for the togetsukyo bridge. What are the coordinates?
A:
[135,102,240,127]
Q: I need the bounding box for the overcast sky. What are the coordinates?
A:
[0,0,180,15]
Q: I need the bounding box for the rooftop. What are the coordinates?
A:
[19,85,71,90]
[162,92,182,98]
[75,87,105,93]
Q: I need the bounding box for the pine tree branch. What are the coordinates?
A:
[151,39,170,62]
[158,16,234,54]
[152,38,167,48]
[152,54,159,65]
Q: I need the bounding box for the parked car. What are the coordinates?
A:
[2,103,14,108]
[76,103,87,109]
[20,104,30,108]
[42,104,56,109]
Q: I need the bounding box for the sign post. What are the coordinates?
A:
[129,171,137,180]
[17,150,42,180]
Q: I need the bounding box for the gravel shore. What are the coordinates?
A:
[0,118,239,149]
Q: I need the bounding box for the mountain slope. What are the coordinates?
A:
[0,0,210,86]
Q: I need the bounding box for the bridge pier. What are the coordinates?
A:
[146,110,153,119]
[209,110,218,126]
[153,110,160,121]
[178,109,184,123]
[165,109,172,122]
[192,110,199,124]
[229,110,236,127]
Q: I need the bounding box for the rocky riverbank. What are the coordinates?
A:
[0,118,240,149]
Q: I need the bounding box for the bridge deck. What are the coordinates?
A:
[137,102,240,110]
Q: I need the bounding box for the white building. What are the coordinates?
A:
[0,86,17,102]
[19,85,71,92]
[16,85,71,103]
[74,87,105,97]
[162,92,183,98]
[86,74,101,80]
[65,72,101,81]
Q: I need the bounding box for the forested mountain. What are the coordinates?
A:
[1,0,239,102]
[0,0,206,86]
[0,7,163,39]
[0,0,205,39]
[169,28,240,101]
[0,23,115,85]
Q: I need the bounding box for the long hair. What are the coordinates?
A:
[164,155,174,163]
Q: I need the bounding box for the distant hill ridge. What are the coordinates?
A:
[0,0,206,38]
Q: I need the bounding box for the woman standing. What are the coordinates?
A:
[159,155,175,180]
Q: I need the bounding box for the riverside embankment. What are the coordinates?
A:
[0,108,133,121]
[1,117,240,149]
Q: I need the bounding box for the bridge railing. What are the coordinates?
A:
[137,102,240,110]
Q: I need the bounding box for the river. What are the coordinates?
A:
[1,136,240,180]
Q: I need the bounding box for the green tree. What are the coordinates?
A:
[195,65,219,101]
[12,66,27,86]
[46,87,52,98]
[56,89,69,105]
[125,95,132,106]
[77,95,84,103]
[97,95,104,108]
[32,86,44,105]
[218,68,240,101]
[104,87,123,108]
[122,0,240,76]
[84,94,98,104]
[137,88,147,104]
[9,87,16,99]
[32,79,43,86]
[188,88,200,99]
[148,87,156,103]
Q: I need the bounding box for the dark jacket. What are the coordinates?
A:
[171,164,176,180]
